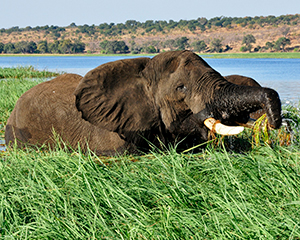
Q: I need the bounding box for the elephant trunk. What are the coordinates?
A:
[193,84,282,136]
[260,87,282,129]
[206,84,282,129]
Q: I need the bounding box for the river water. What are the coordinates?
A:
[1,55,300,150]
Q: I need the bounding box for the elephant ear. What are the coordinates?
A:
[74,57,159,141]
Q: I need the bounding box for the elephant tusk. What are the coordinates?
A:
[204,118,244,136]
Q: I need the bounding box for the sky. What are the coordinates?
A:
[1,0,299,29]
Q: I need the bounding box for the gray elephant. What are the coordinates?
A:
[5,50,282,155]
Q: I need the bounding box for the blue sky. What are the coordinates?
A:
[1,0,299,29]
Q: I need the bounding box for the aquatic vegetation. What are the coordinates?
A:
[0,66,60,79]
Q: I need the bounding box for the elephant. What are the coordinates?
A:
[5,50,282,155]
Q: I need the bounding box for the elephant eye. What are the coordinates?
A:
[176,84,187,92]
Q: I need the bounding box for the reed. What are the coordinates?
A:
[0,66,60,79]
[1,139,300,239]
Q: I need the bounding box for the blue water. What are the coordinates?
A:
[0,55,299,103]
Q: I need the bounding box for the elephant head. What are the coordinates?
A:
[74,50,282,148]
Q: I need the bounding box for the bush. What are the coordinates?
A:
[240,46,248,52]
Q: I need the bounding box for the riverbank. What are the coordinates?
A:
[1,51,300,58]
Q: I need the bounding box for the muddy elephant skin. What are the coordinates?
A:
[5,50,282,155]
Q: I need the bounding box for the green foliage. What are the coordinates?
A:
[3,42,15,53]
[242,34,256,52]
[265,41,275,50]
[99,40,129,54]
[14,41,37,53]
[0,39,85,54]
[0,13,299,55]
[0,77,44,127]
[240,46,249,52]
[175,37,189,50]
[0,42,4,53]
[37,40,48,53]
[163,39,176,50]
[275,37,291,51]
[210,38,223,53]
[144,45,158,53]
[191,40,207,52]
[0,66,59,79]
[1,14,300,38]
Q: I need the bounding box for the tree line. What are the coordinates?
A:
[240,35,292,52]
[0,34,294,54]
[97,35,293,54]
[1,14,299,37]
[0,39,85,54]
[97,37,211,54]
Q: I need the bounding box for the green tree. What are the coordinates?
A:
[242,34,256,52]
[210,38,223,53]
[59,39,73,54]
[240,46,248,52]
[25,41,37,53]
[73,40,85,53]
[191,40,207,52]
[37,41,48,53]
[3,43,15,53]
[163,39,176,50]
[275,37,291,52]
[144,45,158,53]
[0,42,4,53]
[265,41,275,51]
[48,40,60,53]
[175,37,189,50]
[282,27,290,37]
[14,41,28,53]
[99,40,129,54]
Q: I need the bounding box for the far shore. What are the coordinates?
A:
[0,52,300,59]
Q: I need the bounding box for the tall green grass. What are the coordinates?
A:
[0,66,60,79]
[0,78,44,138]
[1,144,300,239]
[1,70,300,239]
